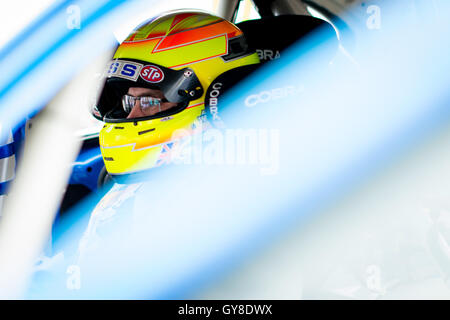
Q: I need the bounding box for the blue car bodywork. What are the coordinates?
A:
[60,134,104,214]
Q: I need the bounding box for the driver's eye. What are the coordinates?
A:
[140,96,161,108]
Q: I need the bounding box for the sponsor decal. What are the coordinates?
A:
[155,142,175,167]
[107,60,142,81]
[160,116,174,122]
[208,82,222,121]
[140,65,164,83]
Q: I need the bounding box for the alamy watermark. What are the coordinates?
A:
[66,5,81,30]
[169,125,280,176]
[66,264,81,290]
[366,5,382,30]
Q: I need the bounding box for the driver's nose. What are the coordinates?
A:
[126,101,144,119]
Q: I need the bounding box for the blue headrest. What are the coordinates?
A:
[203,15,338,127]
[236,15,338,63]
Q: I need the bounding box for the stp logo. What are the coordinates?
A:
[140,65,164,83]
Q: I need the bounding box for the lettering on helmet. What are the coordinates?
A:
[107,60,142,81]
[209,82,222,121]
[140,65,164,83]
[160,116,173,122]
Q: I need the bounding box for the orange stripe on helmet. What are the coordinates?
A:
[169,12,197,30]
[153,20,241,52]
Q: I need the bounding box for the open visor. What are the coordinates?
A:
[92,59,204,121]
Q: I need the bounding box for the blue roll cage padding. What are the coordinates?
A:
[0,181,10,196]
[68,141,104,192]
[0,0,140,143]
[0,143,14,159]
[0,121,27,195]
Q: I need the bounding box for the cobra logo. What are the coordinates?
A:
[140,65,164,83]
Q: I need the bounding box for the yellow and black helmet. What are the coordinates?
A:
[93,10,259,177]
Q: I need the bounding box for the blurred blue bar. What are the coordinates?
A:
[8,1,450,299]
[0,0,149,142]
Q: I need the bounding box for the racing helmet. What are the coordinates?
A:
[93,10,259,178]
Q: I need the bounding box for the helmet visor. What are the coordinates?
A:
[122,95,163,113]
[93,59,204,121]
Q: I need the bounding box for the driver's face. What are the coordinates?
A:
[126,87,177,119]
